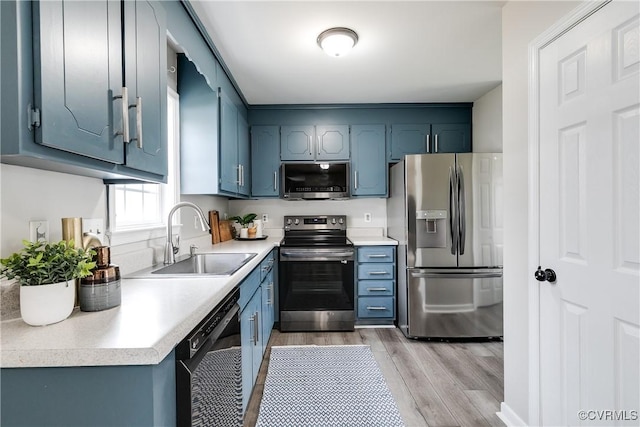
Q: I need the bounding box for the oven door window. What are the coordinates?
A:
[280,260,354,311]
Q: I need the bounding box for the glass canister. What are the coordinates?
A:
[79,246,121,312]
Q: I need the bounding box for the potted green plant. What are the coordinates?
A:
[229,213,257,238]
[0,240,96,326]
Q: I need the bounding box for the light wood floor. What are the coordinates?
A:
[243,327,505,427]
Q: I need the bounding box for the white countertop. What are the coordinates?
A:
[0,238,281,369]
[349,236,398,246]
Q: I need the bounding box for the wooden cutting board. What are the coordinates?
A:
[208,210,221,244]
[218,220,234,242]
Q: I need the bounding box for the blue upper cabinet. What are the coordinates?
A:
[122,0,168,177]
[1,0,167,182]
[316,125,350,160]
[32,0,124,164]
[351,125,387,197]
[251,126,280,197]
[281,125,350,161]
[219,89,239,194]
[219,87,250,197]
[237,114,251,197]
[390,122,471,160]
[431,123,471,153]
[280,125,314,160]
[390,124,431,161]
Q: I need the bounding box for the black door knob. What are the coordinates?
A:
[535,266,557,283]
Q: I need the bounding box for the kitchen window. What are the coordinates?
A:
[107,88,180,245]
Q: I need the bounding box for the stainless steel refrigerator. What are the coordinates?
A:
[387,153,503,339]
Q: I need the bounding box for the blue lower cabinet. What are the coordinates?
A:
[240,249,277,412]
[0,351,176,427]
[356,246,396,325]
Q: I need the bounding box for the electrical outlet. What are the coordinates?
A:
[82,218,104,236]
[262,214,268,223]
[364,213,372,223]
[29,220,49,242]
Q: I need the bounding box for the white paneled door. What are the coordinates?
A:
[538,1,639,426]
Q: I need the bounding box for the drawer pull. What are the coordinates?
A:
[366,287,389,292]
[366,306,388,311]
[368,271,390,275]
[367,254,388,258]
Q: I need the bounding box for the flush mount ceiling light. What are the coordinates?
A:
[317,27,358,57]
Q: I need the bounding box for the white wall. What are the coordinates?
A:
[229,198,387,236]
[0,164,106,255]
[501,1,580,424]
[473,84,503,152]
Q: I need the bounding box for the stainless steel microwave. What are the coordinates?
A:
[281,162,350,200]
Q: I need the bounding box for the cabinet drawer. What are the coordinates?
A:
[357,263,395,280]
[357,246,395,263]
[358,280,394,296]
[357,297,395,318]
[239,268,260,310]
[259,251,275,282]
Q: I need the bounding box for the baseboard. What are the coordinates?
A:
[497,402,528,426]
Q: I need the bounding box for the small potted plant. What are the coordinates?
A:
[0,240,96,326]
[229,213,257,238]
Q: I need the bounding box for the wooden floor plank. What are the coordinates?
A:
[243,328,505,427]
[464,389,504,427]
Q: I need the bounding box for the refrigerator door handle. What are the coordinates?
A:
[457,164,466,255]
[449,166,458,255]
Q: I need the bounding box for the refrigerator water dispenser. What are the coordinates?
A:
[415,210,447,248]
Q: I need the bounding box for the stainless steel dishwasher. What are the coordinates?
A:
[175,289,242,427]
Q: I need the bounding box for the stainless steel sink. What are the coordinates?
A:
[146,252,257,277]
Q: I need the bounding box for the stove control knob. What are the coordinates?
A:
[331,218,337,224]
[294,218,300,225]
[286,218,292,225]
[338,218,344,224]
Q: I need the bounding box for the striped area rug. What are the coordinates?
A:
[256,345,405,427]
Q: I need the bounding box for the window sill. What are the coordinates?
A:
[109,224,181,247]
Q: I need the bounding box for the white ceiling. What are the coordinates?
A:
[188,1,504,105]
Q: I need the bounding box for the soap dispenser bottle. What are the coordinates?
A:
[79,246,121,312]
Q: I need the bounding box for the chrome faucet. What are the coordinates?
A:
[164,202,211,264]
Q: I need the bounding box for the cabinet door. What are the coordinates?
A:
[390,124,430,161]
[123,0,167,176]
[251,126,280,197]
[280,125,314,160]
[237,114,250,196]
[219,89,239,194]
[32,0,124,164]
[261,270,275,354]
[316,125,350,160]
[240,290,262,412]
[351,125,386,196]
[431,123,471,153]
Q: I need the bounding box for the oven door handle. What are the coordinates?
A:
[281,251,354,258]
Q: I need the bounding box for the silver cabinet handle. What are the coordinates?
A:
[129,96,142,149]
[367,254,388,258]
[366,287,388,292]
[249,314,256,344]
[434,134,439,153]
[237,165,242,185]
[240,164,245,187]
[366,306,388,311]
[269,282,274,305]
[368,271,390,275]
[273,170,278,191]
[354,170,358,189]
[426,134,430,153]
[114,87,130,143]
[254,311,259,345]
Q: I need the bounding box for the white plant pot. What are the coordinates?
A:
[239,228,249,238]
[20,280,75,326]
